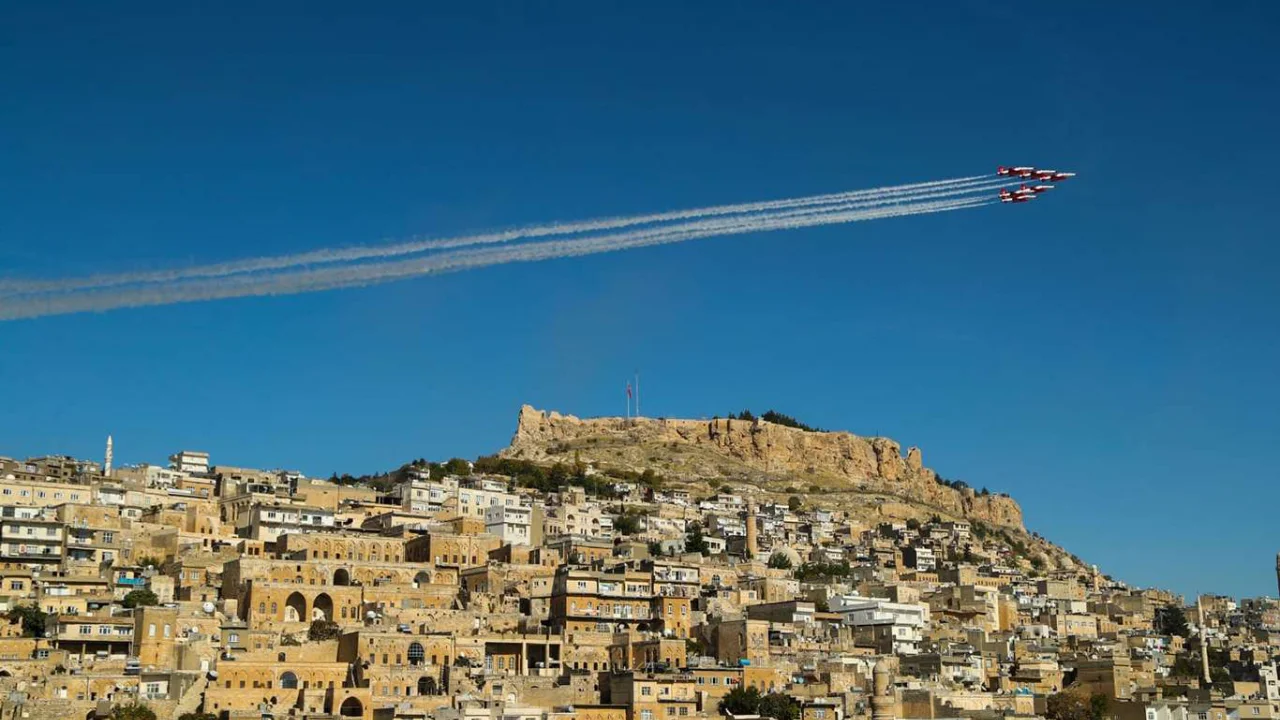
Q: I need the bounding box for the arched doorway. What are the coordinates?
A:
[285,592,306,622]
[339,697,363,717]
[280,671,298,689]
[334,568,351,586]
[417,676,436,695]
[413,570,431,587]
[312,593,334,622]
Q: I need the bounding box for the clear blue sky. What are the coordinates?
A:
[2,2,1277,600]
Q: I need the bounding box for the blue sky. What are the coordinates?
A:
[2,2,1277,599]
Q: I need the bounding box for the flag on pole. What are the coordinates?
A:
[626,382,633,399]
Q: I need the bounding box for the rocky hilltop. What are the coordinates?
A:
[503,405,1025,530]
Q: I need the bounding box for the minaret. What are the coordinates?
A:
[104,435,114,477]
[1198,596,1211,686]
[872,658,897,720]
[745,501,759,559]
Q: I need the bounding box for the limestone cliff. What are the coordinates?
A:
[502,405,1025,530]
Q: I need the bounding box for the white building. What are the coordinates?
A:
[485,504,534,546]
[395,476,456,514]
[245,504,336,542]
[831,594,929,655]
[543,503,614,541]
[1260,664,1279,702]
[454,486,521,521]
[169,450,209,476]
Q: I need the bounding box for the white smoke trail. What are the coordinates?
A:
[0,195,989,321]
[0,174,997,296]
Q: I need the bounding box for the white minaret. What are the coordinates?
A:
[104,435,113,477]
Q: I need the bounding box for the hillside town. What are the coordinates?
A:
[0,432,1277,720]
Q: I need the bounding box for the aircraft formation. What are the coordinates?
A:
[996,165,1076,204]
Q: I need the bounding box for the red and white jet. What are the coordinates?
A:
[1034,169,1076,182]
[1021,183,1054,194]
[999,188,1036,203]
[997,166,1037,178]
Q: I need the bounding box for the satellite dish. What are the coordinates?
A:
[202,602,215,614]
[365,611,378,620]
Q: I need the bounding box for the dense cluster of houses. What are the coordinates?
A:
[0,449,1276,720]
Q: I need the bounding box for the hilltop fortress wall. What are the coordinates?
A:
[504,405,1024,530]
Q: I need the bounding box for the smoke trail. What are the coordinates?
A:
[0,174,995,296]
[0,196,989,321]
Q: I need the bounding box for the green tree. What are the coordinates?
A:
[1089,693,1110,720]
[685,522,710,555]
[122,589,159,609]
[638,468,662,489]
[6,604,47,637]
[1046,691,1108,720]
[177,713,218,720]
[768,552,793,570]
[719,686,763,716]
[548,462,571,487]
[759,692,801,720]
[442,457,471,476]
[1156,605,1190,638]
[134,555,164,569]
[109,703,158,720]
[787,496,802,512]
[647,541,664,557]
[905,518,921,531]
[308,619,342,641]
[614,514,641,536]
[760,410,822,432]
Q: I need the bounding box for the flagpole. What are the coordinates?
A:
[635,371,641,419]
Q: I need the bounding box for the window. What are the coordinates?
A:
[148,624,156,637]
[103,532,114,543]
[641,712,654,720]
[229,633,239,643]
[145,682,161,696]
[815,711,827,719]
[79,625,92,635]
[35,649,49,659]
[642,687,652,696]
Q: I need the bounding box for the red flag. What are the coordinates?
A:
[626,382,633,399]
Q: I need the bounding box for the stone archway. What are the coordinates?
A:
[339,697,363,717]
[417,676,436,695]
[312,593,334,622]
[285,592,306,622]
[334,568,351,586]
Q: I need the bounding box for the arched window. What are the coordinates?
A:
[278,652,286,662]
[408,642,425,665]
[280,672,298,689]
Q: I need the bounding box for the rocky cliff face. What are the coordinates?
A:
[503,405,1025,530]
